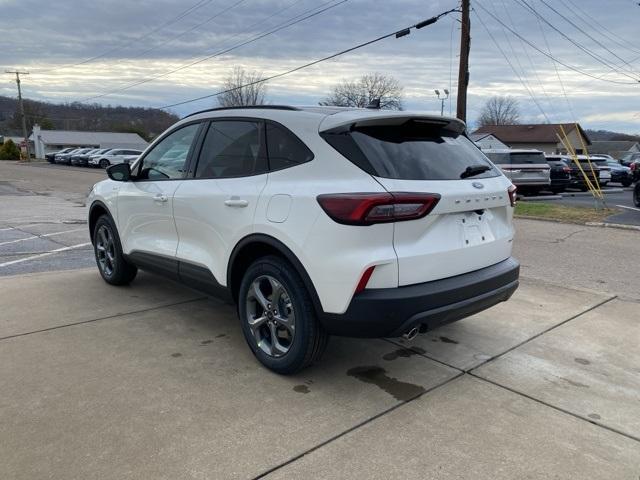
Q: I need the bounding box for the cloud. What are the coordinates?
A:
[1,0,638,133]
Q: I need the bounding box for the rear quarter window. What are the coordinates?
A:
[322,121,499,180]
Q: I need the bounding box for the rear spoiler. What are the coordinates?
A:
[318,113,466,135]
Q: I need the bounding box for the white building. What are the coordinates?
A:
[469,133,508,150]
[29,124,148,159]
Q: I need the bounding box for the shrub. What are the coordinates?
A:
[0,139,21,160]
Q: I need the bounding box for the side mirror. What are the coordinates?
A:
[107,163,131,182]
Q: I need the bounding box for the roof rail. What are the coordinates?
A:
[183,105,300,119]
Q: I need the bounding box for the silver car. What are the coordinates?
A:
[483,149,550,194]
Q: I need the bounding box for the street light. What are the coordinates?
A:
[435,89,450,116]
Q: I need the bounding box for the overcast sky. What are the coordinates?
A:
[1,0,639,133]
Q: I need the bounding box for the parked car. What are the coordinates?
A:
[45,147,75,163]
[559,155,600,191]
[89,149,143,168]
[70,148,101,167]
[87,106,520,373]
[620,152,640,168]
[574,155,611,187]
[603,160,632,187]
[55,148,84,164]
[622,153,640,183]
[544,155,571,193]
[483,149,550,195]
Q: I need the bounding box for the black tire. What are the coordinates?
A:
[634,184,640,208]
[238,255,328,374]
[622,180,632,188]
[92,215,137,285]
[99,159,110,169]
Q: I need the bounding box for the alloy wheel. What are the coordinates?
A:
[245,275,296,358]
[95,225,116,277]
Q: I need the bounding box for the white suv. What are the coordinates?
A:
[87,106,519,374]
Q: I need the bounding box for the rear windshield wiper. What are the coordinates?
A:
[460,165,491,179]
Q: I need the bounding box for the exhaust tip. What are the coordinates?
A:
[402,327,419,341]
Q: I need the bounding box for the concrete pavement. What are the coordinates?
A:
[1,270,638,479]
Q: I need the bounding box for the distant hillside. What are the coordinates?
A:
[0,96,178,141]
[585,129,640,142]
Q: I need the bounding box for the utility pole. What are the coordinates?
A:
[6,70,31,161]
[456,0,470,122]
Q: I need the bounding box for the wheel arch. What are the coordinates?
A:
[88,200,114,244]
[227,234,324,315]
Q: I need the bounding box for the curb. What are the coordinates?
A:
[519,195,562,201]
[563,188,624,197]
[585,222,640,232]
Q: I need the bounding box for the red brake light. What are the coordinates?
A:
[316,192,440,225]
[355,265,376,294]
[563,166,571,173]
[508,185,517,207]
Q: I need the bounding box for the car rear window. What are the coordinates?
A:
[486,152,547,165]
[322,121,499,180]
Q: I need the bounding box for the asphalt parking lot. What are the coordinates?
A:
[557,188,640,226]
[1,161,639,479]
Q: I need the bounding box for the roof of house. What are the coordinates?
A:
[469,132,504,142]
[589,140,640,153]
[28,129,148,146]
[472,123,591,145]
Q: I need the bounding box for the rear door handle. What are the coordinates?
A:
[224,198,249,208]
[154,194,168,203]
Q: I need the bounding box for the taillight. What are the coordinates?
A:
[316,192,440,226]
[355,265,376,294]
[631,163,636,171]
[508,185,517,207]
[563,166,571,173]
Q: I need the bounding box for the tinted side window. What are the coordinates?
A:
[266,123,314,170]
[195,120,266,179]
[137,123,200,180]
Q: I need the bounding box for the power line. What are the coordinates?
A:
[534,4,576,121]
[473,7,550,122]
[491,0,554,121]
[125,0,250,63]
[34,0,216,74]
[514,0,639,82]
[158,8,461,110]
[537,0,638,74]
[474,2,638,85]
[560,0,640,57]
[79,0,347,103]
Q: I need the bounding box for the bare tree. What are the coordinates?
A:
[477,96,520,126]
[217,67,268,107]
[321,73,403,110]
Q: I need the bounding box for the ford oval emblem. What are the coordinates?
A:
[472,182,484,189]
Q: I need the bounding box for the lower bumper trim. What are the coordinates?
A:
[319,257,520,338]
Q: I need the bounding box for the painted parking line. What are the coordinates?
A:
[615,205,640,212]
[0,228,86,247]
[0,242,92,268]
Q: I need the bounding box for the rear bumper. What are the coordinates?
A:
[319,257,519,338]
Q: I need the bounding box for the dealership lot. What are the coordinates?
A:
[1,162,639,479]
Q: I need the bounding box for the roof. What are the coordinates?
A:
[28,129,148,146]
[469,132,506,142]
[182,105,466,134]
[473,123,591,145]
